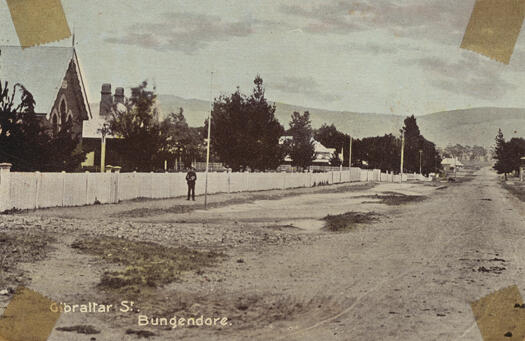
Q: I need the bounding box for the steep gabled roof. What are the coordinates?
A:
[0,45,91,118]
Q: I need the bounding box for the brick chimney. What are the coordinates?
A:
[99,83,113,117]
[114,87,125,104]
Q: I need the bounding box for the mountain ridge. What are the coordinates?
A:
[91,95,525,148]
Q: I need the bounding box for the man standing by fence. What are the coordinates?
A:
[186,167,197,201]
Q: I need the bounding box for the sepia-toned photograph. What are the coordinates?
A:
[1,0,525,340]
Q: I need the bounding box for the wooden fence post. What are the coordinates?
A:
[150,171,154,198]
[114,167,121,203]
[134,171,139,199]
[61,171,66,207]
[0,163,12,212]
[227,170,231,194]
[85,171,90,205]
[34,171,41,209]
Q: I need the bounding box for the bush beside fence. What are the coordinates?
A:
[0,163,429,211]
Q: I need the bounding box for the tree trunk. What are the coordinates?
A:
[504,172,508,181]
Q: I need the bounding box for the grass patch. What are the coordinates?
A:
[0,207,22,215]
[71,237,222,291]
[126,329,156,338]
[502,182,525,202]
[55,325,100,334]
[323,211,380,232]
[372,193,427,205]
[0,231,54,287]
[357,192,427,205]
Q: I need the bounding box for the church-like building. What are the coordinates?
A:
[1,45,93,136]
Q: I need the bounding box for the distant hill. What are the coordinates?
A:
[93,95,525,148]
[417,107,525,148]
[156,95,404,138]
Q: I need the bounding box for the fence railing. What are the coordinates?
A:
[0,163,428,211]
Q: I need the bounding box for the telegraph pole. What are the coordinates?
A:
[348,136,353,179]
[204,72,213,209]
[419,149,422,174]
[349,136,353,167]
[400,130,405,182]
[100,134,106,173]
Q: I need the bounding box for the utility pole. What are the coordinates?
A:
[204,72,213,209]
[349,136,353,167]
[400,130,405,182]
[100,134,106,173]
[348,136,353,180]
[454,156,457,180]
[419,149,422,174]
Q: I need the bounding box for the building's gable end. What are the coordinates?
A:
[48,57,89,137]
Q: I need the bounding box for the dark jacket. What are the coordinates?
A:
[186,170,197,184]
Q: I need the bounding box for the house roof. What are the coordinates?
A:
[313,140,335,154]
[0,45,91,117]
[441,158,463,166]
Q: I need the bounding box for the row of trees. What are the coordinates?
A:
[210,76,441,174]
[314,118,441,174]
[441,144,488,161]
[493,129,525,180]
[210,76,325,171]
[1,75,442,174]
[104,82,205,171]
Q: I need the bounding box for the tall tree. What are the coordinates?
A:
[107,81,165,171]
[161,108,204,168]
[401,115,423,173]
[355,134,401,171]
[288,111,315,170]
[505,137,525,174]
[493,129,513,180]
[210,75,284,171]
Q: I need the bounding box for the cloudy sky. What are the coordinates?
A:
[1,0,525,115]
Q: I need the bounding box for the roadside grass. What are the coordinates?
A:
[449,175,476,184]
[502,181,525,202]
[0,231,54,287]
[323,211,380,232]
[71,237,223,293]
[373,192,427,205]
[357,192,427,205]
[55,325,100,335]
[112,182,377,218]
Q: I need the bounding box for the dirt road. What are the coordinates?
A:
[1,167,524,340]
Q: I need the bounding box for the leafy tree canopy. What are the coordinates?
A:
[210,75,284,171]
[288,111,316,170]
[107,81,166,171]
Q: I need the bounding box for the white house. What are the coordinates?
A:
[441,157,463,171]
[279,136,337,166]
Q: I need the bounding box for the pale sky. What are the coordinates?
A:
[1,0,525,115]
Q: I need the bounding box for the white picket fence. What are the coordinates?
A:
[0,163,428,211]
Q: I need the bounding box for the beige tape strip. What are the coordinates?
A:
[6,0,71,48]
[470,285,525,340]
[0,286,60,341]
[461,0,525,64]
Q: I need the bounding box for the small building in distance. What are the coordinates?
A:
[441,157,463,171]
[279,136,337,171]
[81,83,127,170]
[312,140,336,166]
[0,45,92,136]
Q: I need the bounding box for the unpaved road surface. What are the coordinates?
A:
[1,167,524,340]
